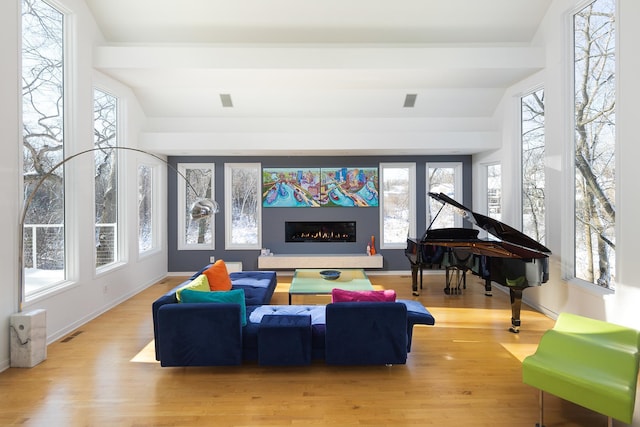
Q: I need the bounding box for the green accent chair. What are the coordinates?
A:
[522,312,640,426]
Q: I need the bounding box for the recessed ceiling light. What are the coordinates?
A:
[220,94,233,108]
[403,94,417,108]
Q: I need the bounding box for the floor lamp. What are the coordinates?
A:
[11,146,219,367]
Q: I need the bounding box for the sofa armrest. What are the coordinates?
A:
[152,294,178,360]
[325,302,408,365]
[397,299,435,352]
[156,303,243,366]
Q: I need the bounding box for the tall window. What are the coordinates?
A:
[486,163,502,221]
[94,89,119,269]
[178,163,214,250]
[521,89,546,243]
[225,163,261,250]
[426,163,462,229]
[21,0,66,296]
[573,0,616,289]
[380,163,415,249]
[138,164,155,254]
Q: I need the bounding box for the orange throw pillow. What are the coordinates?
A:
[203,260,233,291]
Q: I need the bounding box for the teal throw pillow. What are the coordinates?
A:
[179,288,247,326]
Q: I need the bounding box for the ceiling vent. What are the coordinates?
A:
[220,94,233,108]
[403,94,417,108]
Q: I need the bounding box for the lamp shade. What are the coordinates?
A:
[190,198,220,219]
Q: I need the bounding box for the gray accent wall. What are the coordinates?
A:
[168,155,472,272]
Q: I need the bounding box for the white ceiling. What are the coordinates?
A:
[87,0,552,156]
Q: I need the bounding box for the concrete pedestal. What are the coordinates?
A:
[10,309,47,368]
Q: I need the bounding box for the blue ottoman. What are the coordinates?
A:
[258,314,312,366]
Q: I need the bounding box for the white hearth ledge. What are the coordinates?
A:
[258,254,383,269]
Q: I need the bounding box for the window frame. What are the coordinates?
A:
[520,87,546,245]
[22,0,74,302]
[485,162,502,222]
[177,163,215,251]
[425,162,463,229]
[562,0,617,291]
[93,86,124,273]
[379,162,416,250]
[224,162,262,250]
[137,162,160,257]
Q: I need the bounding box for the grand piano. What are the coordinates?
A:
[406,192,551,333]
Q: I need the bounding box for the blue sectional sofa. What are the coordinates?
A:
[152,268,435,367]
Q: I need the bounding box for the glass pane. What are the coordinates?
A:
[94,89,118,268]
[382,167,410,245]
[487,164,501,221]
[521,89,545,244]
[22,0,66,294]
[428,166,456,229]
[183,167,213,246]
[230,166,259,246]
[574,0,616,289]
[138,165,153,253]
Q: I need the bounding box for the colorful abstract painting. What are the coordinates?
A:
[262,168,322,207]
[320,167,379,207]
[262,167,378,207]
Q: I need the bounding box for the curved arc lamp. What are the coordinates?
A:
[18,146,219,312]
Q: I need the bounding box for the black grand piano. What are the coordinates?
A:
[405,192,551,333]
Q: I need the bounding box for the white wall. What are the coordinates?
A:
[0,0,21,371]
[0,0,167,371]
[475,0,640,332]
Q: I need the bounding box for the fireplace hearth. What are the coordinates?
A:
[285,221,356,243]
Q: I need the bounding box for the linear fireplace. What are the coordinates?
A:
[285,221,356,243]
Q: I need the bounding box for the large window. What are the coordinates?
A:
[573,0,616,289]
[426,162,462,229]
[521,88,546,244]
[21,0,66,297]
[225,163,261,250]
[380,163,415,249]
[94,88,120,269]
[178,163,215,250]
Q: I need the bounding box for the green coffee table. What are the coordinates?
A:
[289,268,374,304]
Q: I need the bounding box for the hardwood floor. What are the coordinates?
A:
[0,273,619,426]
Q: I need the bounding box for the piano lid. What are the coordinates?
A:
[428,192,551,255]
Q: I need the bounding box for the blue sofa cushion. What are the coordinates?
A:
[249,305,326,325]
[157,303,242,366]
[229,271,277,305]
[258,315,312,366]
[325,302,408,365]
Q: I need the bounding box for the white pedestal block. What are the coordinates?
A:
[10,309,47,368]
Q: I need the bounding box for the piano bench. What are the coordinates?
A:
[522,312,640,426]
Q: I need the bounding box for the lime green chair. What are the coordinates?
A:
[522,312,640,426]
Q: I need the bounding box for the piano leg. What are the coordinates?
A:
[484,278,492,297]
[509,288,523,333]
[444,267,466,294]
[410,264,420,296]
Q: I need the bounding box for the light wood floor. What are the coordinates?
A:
[0,273,620,426]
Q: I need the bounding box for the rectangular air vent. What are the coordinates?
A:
[403,93,417,108]
[220,94,233,108]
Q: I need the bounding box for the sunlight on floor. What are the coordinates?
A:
[501,343,539,362]
[130,340,158,363]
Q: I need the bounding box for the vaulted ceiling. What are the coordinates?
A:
[87,0,552,156]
